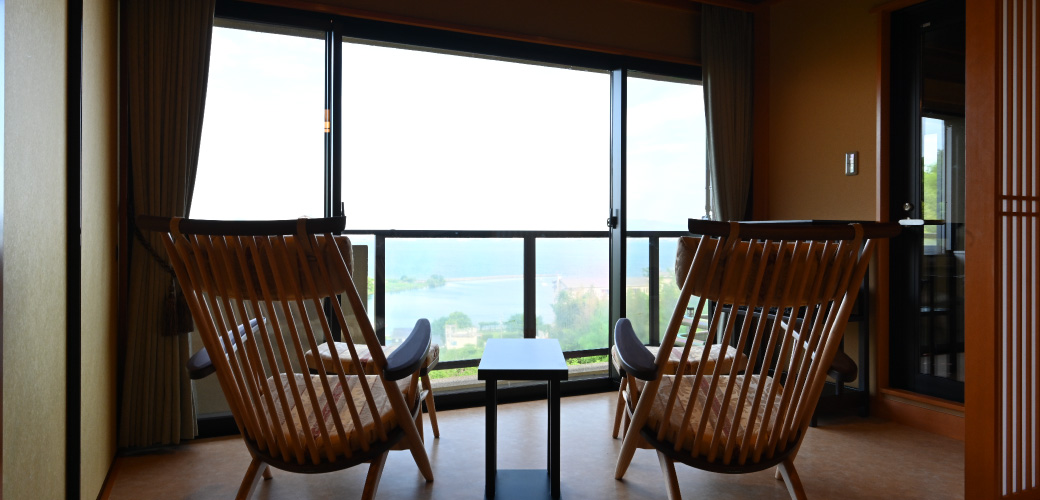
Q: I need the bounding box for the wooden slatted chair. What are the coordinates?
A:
[305,342,441,438]
[611,232,749,439]
[139,216,434,500]
[610,337,745,439]
[614,220,898,499]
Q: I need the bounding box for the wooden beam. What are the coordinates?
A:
[627,0,700,12]
[964,0,1000,497]
[630,0,775,13]
[869,0,927,15]
[874,0,893,395]
[243,0,700,66]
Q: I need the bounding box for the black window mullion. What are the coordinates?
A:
[608,68,627,380]
[649,236,660,346]
[330,22,343,217]
[524,236,536,339]
[376,235,386,344]
[322,23,343,342]
[323,25,335,217]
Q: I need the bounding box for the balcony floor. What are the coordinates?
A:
[103,391,964,499]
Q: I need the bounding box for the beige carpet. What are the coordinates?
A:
[104,391,964,499]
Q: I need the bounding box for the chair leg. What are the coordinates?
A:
[615,378,661,479]
[385,381,435,481]
[612,378,628,439]
[656,451,682,500]
[776,458,807,500]
[775,439,806,481]
[362,452,389,500]
[421,371,441,438]
[235,458,268,500]
[416,407,425,442]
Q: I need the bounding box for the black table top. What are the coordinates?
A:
[477,338,569,381]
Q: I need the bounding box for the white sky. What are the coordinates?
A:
[193,27,706,231]
[922,117,944,168]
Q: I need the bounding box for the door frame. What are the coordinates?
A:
[887,0,966,403]
[870,0,966,441]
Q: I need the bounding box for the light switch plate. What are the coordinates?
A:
[845,151,859,176]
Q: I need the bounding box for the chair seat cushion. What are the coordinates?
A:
[611,343,745,376]
[648,374,783,458]
[306,342,440,375]
[264,374,396,457]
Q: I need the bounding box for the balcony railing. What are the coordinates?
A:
[340,229,691,379]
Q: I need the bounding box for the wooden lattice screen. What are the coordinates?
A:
[967,0,1040,497]
[1000,0,1040,495]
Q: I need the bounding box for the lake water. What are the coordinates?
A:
[383,276,562,343]
[362,237,680,344]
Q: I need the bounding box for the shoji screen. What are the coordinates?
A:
[1003,0,1039,494]
[967,0,1040,497]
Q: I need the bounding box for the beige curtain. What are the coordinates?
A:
[119,0,215,447]
[702,5,754,222]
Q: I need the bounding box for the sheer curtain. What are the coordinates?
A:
[119,0,214,447]
[702,5,754,222]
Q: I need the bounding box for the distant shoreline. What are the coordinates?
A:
[445,274,559,282]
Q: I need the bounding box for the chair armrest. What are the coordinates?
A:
[384,319,431,382]
[614,318,657,381]
[187,318,260,380]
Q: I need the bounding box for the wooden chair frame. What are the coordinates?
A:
[614,220,898,499]
[140,216,434,500]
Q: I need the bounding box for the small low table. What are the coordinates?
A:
[478,338,568,499]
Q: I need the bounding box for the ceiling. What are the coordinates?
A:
[635,0,777,13]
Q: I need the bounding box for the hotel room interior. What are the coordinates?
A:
[1,0,1031,498]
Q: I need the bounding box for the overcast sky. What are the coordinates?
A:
[192,27,706,232]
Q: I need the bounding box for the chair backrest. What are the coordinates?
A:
[143,216,406,468]
[652,220,898,468]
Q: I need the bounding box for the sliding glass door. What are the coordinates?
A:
[188,6,705,418]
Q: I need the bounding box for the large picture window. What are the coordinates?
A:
[192,25,325,220]
[191,11,705,407]
[340,40,608,232]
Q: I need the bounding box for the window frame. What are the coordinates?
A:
[204,0,703,392]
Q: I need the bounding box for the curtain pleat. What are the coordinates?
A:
[702,5,754,222]
[119,0,215,447]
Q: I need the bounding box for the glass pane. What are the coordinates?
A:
[918,114,966,389]
[625,238,651,344]
[191,24,325,419]
[537,238,609,351]
[921,116,944,250]
[338,234,375,336]
[192,26,325,219]
[341,40,609,231]
[657,238,682,342]
[626,74,707,231]
[384,238,523,362]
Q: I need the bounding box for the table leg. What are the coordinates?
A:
[549,382,557,476]
[549,379,560,499]
[486,378,497,499]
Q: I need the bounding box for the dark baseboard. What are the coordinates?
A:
[196,412,241,439]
